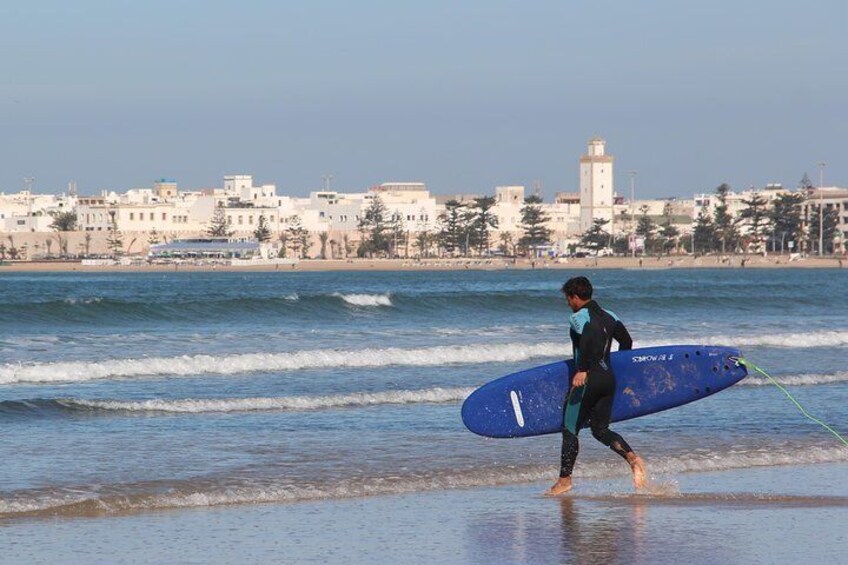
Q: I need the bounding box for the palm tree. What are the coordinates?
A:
[319,232,329,259]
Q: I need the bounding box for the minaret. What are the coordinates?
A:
[579,137,614,232]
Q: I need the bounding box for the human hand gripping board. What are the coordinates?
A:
[461,345,747,438]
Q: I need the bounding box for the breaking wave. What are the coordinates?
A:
[332,293,392,307]
[0,387,473,416]
[0,342,566,384]
[4,332,848,385]
[643,330,848,349]
[738,372,848,387]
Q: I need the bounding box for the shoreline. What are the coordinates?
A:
[0,255,845,273]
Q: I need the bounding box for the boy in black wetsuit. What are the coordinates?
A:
[546,276,647,496]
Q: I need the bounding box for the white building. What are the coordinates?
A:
[0,190,77,232]
[803,187,848,254]
[579,137,615,232]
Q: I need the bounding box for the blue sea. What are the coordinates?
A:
[1,268,847,563]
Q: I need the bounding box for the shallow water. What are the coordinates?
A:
[1,268,847,561]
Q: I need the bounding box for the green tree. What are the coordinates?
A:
[253,214,272,242]
[713,183,739,253]
[343,234,352,258]
[808,205,840,255]
[769,192,805,253]
[50,211,77,232]
[798,172,815,191]
[318,232,329,259]
[436,199,469,256]
[579,218,610,253]
[6,235,20,260]
[277,232,288,258]
[106,211,124,256]
[207,203,233,237]
[357,196,390,257]
[692,209,715,254]
[658,202,680,255]
[635,205,656,255]
[518,195,551,255]
[147,228,161,246]
[469,196,499,254]
[414,217,433,258]
[389,212,406,258]
[287,216,310,259]
[739,193,770,253]
[499,231,515,256]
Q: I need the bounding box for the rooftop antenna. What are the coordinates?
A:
[69,181,77,197]
[323,174,334,192]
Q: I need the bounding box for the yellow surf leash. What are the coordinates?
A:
[734,357,848,448]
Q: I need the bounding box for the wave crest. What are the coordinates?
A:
[20,387,472,415]
[332,293,392,306]
[0,342,566,384]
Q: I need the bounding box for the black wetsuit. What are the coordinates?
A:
[560,300,634,478]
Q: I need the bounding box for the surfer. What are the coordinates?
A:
[546,276,647,496]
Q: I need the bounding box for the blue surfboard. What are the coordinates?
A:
[461,345,747,438]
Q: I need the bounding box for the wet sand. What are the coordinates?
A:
[4,462,847,564]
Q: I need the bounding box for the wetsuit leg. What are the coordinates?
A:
[560,387,583,478]
[560,380,603,477]
[560,370,634,477]
[588,393,633,460]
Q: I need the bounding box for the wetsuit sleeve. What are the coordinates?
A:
[569,310,590,369]
[613,320,633,351]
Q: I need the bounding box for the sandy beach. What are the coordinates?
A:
[0,255,844,273]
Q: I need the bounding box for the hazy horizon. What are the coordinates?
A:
[2,1,845,199]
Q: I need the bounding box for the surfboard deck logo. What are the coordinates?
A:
[461,345,747,438]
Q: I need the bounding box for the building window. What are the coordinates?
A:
[162,213,167,221]
[130,213,134,220]
[238,216,243,225]
[249,216,253,225]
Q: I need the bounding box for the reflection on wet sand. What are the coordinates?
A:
[462,489,844,564]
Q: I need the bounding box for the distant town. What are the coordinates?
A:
[1,137,845,264]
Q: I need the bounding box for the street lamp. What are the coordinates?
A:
[628,171,637,258]
[818,162,826,256]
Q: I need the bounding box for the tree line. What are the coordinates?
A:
[579,179,840,256]
[355,194,552,258]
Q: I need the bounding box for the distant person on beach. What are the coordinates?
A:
[546,276,647,496]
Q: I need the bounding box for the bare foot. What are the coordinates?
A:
[628,455,647,489]
[545,477,573,496]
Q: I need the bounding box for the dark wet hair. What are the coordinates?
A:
[561,276,593,300]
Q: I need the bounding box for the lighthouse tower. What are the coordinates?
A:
[579,137,614,233]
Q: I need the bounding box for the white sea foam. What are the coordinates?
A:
[332,293,392,306]
[3,331,848,385]
[0,342,567,384]
[61,297,103,305]
[62,387,474,413]
[639,330,848,349]
[2,446,846,518]
[738,372,848,387]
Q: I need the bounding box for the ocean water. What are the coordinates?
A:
[1,268,847,562]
